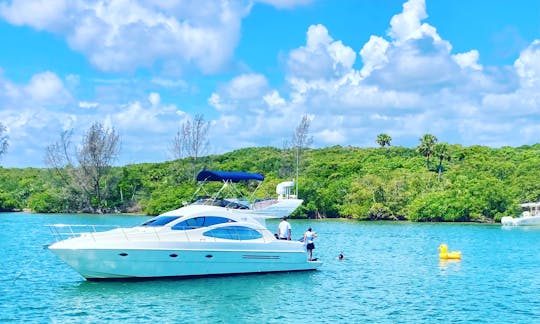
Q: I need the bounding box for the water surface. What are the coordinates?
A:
[1,213,539,323]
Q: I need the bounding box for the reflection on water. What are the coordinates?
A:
[1,214,540,323]
[438,259,461,272]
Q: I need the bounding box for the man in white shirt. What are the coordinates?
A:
[277,216,292,240]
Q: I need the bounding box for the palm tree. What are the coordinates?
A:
[417,134,438,169]
[376,133,392,147]
[433,142,450,181]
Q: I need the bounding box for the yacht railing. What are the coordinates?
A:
[45,224,280,244]
[46,224,124,242]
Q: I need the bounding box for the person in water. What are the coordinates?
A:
[277,216,292,240]
[303,227,317,261]
[338,253,346,260]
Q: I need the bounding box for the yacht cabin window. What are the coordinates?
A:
[141,216,180,227]
[171,216,234,230]
[203,226,262,240]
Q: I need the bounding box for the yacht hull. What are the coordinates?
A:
[501,215,540,226]
[49,242,321,279]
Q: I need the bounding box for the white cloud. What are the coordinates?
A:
[388,0,427,42]
[359,36,390,77]
[452,50,482,71]
[316,129,346,144]
[79,101,99,109]
[208,93,224,112]
[208,73,270,112]
[287,24,356,80]
[148,92,161,107]
[3,0,540,168]
[0,0,315,75]
[263,90,286,109]
[206,0,540,154]
[226,74,269,100]
[151,77,188,89]
[514,40,540,88]
[255,0,311,9]
[0,0,251,74]
[0,0,70,32]
[0,68,189,166]
[24,71,72,105]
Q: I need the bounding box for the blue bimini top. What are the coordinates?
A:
[196,170,265,183]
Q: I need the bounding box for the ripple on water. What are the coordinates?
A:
[2,215,540,322]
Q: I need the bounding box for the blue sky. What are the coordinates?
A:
[0,0,539,167]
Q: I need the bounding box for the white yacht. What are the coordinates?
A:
[501,202,540,226]
[48,170,321,280]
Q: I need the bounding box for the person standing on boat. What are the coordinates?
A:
[277,216,292,240]
[303,227,317,261]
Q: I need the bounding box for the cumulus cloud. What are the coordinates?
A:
[208,73,271,112]
[3,0,540,167]
[0,0,251,74]
[359,36,390,77]
[514,40,540,88]
[0,71,77,166]
[207,0,540,153]
[388,0,427,42]
[0,68,188,166]
[287,24,356,80]
[263,90,286,109]
[0,0,316,75]
[452,50,482,71]
[0,0,70,32]
[24,71,72,105]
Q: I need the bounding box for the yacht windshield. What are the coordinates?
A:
[141,216,180,227]
[192,198,250,209]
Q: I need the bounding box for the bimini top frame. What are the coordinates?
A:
[193,170,265,207]
[196,170,264,182]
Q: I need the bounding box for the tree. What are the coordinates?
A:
[376,133,392,147]
[417,134,438,169]
[0,123,8,160]
[291,114,313,197]
[279,139,294,179]
[433,143,450,180]
[45,122,120,212]
[171,114,210,180]
[78,123,120,210]
[433,142,451,181]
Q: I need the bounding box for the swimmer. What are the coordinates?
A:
[337,253,345,260]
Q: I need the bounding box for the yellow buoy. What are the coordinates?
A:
[438,243,461,260]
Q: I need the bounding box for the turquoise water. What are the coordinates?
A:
[1,213,540,323]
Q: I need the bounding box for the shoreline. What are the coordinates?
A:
[2,210,500,223]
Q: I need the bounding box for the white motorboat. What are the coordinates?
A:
[47,170,321,280]
[501,202,540,226]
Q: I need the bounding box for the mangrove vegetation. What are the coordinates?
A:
[1,142,540,222]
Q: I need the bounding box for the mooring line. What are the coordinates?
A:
[12,246,46,284]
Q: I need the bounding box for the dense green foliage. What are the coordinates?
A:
[1,144,540,222]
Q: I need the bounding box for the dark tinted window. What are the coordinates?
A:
[141,216,180,227]
[203,226,262,240]
[171,216,233,230]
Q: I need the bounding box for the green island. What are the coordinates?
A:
[1,142,538,222]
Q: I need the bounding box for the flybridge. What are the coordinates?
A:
[191,170,302,218]
[193,170,266,207]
